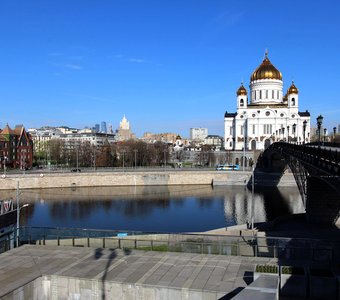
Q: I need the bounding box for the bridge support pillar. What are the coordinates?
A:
[306,176,340,224]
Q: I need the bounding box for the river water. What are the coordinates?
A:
[1,185,304,233]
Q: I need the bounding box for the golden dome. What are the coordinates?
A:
[236,83,247,96]
[251,53,282,81]
[287,81,298,94]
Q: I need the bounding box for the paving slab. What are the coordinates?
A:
[0,244,277,299]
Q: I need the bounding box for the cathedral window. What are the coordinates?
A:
[263,124,272,134]
[266,90,268,99]
[277,90,279,99]
[230,127,233,135]
[240,99,244,107]
[252,124,255,134]
[272,90,274,99]
[266,111,270,116]
[260,90,262,99]
[292,98,295,106]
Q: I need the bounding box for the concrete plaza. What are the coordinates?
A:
[0,244,277,299]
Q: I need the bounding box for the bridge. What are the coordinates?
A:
[256,142,340,224]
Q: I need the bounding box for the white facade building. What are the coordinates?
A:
[224,53,311,151]
[190,128,208,141]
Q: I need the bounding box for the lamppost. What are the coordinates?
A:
[287,126,290,143]
[303,120,307,144]
[333,127,337,145]
[76,147,79,172]
[122,150,126,172]
[3,156,7,175]
[316,115,323,147]
[163,149,167,170]
[133,149,138,169]
[292,123,296,144]
[93,147,96,171]
[16,182,29,246]
[243,114,247,171]
[282,128,285,141]
[323,128,327,144]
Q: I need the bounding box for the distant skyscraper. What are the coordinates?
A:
[94,124,100,133]
[117,115,135,141]
[101,121,107,133]
[107,123,113,134]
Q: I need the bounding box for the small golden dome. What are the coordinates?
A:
[237,83,247,96]
[251,53,282,81]
[287,81,298,94]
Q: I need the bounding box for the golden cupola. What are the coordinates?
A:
[236,83,247,96]
[251,52,282,81]
[287,81,298,94]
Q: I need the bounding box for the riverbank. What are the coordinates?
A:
[0,170,296,190]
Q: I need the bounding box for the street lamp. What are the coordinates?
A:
[163,149,167,170]
[323,128,327,144]
[76,147,79,172]
[333,127,337,145]
[3,156,7,175]
[122,150,126,172]
[303,120,307,144]
[133,149,138,169]
[16,182,29,246]
[287,126,290,143]
[316,115,323,146]
[292,123,296,144]
[243,113,247,171]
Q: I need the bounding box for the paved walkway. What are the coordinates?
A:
[0,245,277,299]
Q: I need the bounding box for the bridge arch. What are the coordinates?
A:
[256,142,340,224]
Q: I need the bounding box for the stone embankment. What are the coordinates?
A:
[0,170,296,190]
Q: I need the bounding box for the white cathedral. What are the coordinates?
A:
[224,52,310,151]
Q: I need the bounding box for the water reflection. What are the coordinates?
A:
[0,185,304,232]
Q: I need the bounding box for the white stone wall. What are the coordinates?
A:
[250,79,283,104]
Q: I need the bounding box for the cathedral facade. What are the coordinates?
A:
[224,53,310,151]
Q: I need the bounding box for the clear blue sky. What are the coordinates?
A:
[1,0,339,137]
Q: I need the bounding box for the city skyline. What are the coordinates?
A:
[0,1,339,136]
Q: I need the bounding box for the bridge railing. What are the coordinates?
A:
[269,142,340,174]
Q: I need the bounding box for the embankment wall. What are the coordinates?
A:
[0,170,296,190]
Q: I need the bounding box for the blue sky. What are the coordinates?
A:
[0,0,339,137]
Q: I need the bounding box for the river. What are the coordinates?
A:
[0,185,304,233]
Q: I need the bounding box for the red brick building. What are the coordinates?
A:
[0,124,33,170]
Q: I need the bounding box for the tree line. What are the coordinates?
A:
[33,140,171,168]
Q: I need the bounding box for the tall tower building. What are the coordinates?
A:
[101,121,107,133]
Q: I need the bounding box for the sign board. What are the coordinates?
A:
[0,199,13,215]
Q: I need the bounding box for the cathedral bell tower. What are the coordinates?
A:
[236,83,248,110]
[287,81,299,109]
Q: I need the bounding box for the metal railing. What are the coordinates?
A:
[0,226,336,266]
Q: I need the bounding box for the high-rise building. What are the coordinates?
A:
[101,121,107,133]
[224,52,310,151]
[94,124,100,133]
[116,115,136,141]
